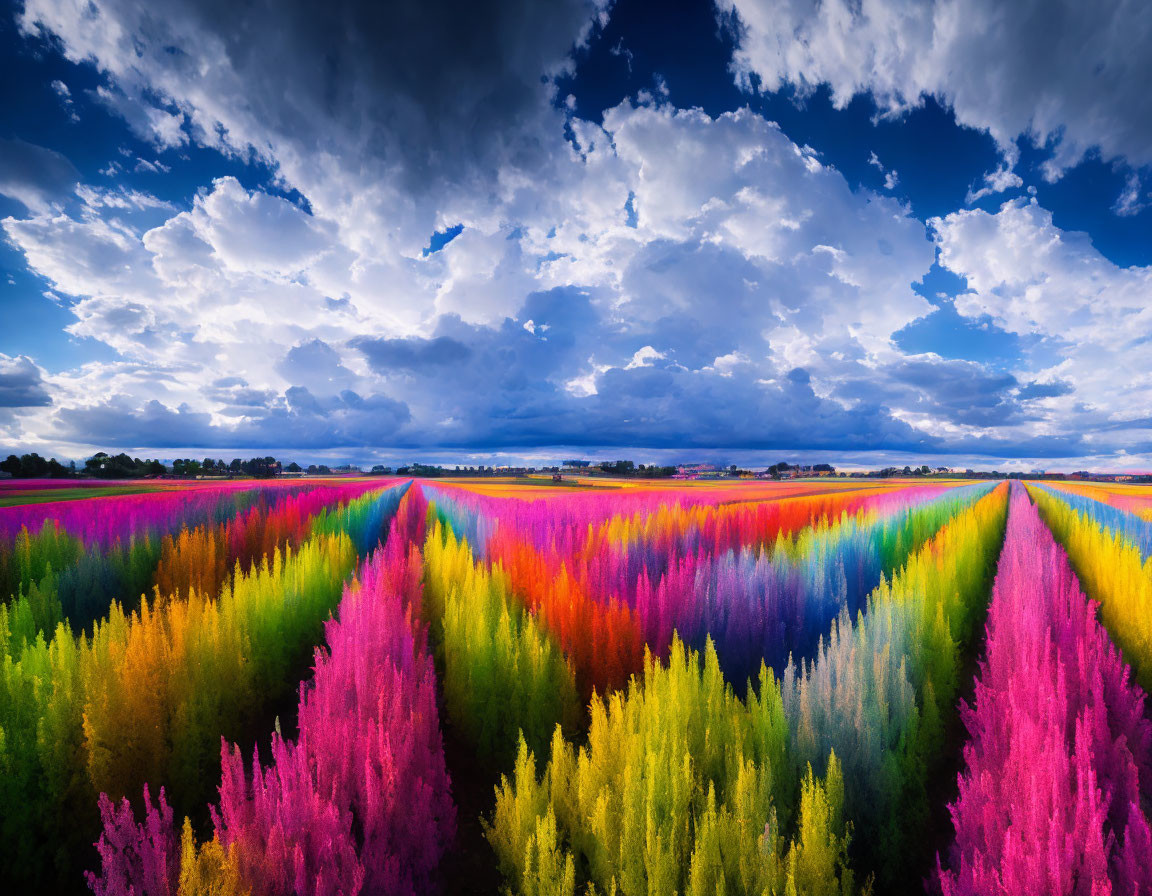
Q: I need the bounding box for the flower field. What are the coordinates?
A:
[2,475,1151,894]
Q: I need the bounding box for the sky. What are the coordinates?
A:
[0,0,1150,472]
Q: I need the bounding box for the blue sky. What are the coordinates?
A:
[0,0,1150,470]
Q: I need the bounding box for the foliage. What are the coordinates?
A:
[938,484,1152,894]
[781,483,1008,890]
[0,483,406,891]
[1030,483,1152,691]
[423,518,580,767]
[486,636,856,896]
[86,490,454,896]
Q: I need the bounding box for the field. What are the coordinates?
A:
[2,475,1151,895]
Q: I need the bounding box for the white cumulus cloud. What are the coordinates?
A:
[720,0,1152,181]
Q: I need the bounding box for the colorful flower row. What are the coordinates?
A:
[1029,483,1152,691]
[486,482,1009,894]
[0,482,407,891]
[87,486,455,896]
[0,480,398,649]
[428,482,990,699]
[1036,482,1152,559]
[937,484,1152,894]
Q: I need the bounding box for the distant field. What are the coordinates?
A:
[0,485,157,507]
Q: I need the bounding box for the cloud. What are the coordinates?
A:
[868,151,898,190]
[134,158,172,175]
[966,163,1025,204]
[91,85,188,148]
[0,138,80,212]
[1016,380,1074,400]
[720,0,1152,179]
[173,177,334,276]
[75,184,177,212]
[20,0,608,205]
[3,208,163,307]
[53,386,412,450]
[1,95,966,456]
[350,335,472,371]
[932,198,1152,448]
[13,71,1130,461]
[276,338,357,391]
[344,286,940,452]
[881,355,1024,428]
[1113,173,1148,217]
[0,355,53,407]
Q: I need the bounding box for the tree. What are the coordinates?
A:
[239,456,279,478]
[229,458,243,473]
[178,459,203,478]
[85,452,111,477]
[285,462,302,473]
[22,453,49,477]
[1,454,20,476]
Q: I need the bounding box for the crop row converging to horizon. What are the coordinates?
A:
[2,472,1152,895]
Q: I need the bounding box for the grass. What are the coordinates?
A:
[0,486,156,508]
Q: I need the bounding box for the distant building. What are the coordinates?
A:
[674,463,716,480]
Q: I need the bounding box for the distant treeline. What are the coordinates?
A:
[2,452,287,480]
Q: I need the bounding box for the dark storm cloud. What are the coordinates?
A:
[56,399,217,447]
[56,388,411,450]
[0,356,52,408]
[1017,379,1075,400]
[835,355,1029,429]
[350,287,938,452]
[21,0,607,193]
[0,138,80,211]
[351,336,472,371]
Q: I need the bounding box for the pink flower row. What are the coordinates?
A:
[87,486,455,896]
[938,484,1152,894]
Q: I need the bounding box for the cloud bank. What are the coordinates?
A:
[1,0,1149,468]
[720,0,1152,182]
